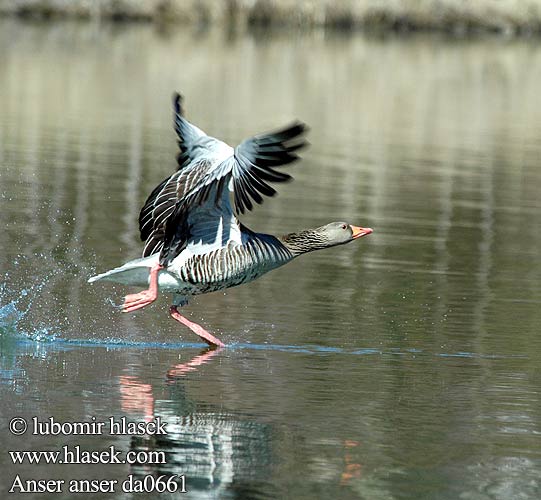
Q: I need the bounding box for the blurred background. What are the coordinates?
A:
[0,2,540,499]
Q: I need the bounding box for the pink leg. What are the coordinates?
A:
[169,306,225,348]
[122,263,163,313]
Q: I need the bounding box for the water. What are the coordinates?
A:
[1,19,540,499]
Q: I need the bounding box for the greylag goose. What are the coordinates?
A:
[89,94,373,347]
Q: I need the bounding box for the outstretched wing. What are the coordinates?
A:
[138,93,308,265]
[138,93,216,254]
[139,159,226,258]
[231,121,307,214]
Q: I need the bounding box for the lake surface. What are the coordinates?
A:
[1,19,540,499]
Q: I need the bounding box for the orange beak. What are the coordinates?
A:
[350,225,373,239]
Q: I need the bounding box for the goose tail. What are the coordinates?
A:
[88,255,159,286]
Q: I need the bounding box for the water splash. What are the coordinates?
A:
[0,295,58,343]
[0,263,58,343]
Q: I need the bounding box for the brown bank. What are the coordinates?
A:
[3,0,541,35]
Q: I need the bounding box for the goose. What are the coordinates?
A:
[89,94,373,347]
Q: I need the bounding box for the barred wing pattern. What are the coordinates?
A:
[138,94,308,266]
[139,157,231,260]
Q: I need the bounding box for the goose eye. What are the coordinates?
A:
[341,224,347,230]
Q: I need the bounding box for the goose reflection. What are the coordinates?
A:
[119,348,223,421]
[118,348,272,498]
[166,347,223,379]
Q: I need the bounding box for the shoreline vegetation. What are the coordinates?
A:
[2,0,541,36]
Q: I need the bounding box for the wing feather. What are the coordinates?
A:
[173,93,207,169]
[232,121,308,213]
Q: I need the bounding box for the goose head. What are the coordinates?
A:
[281,222,373,255]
